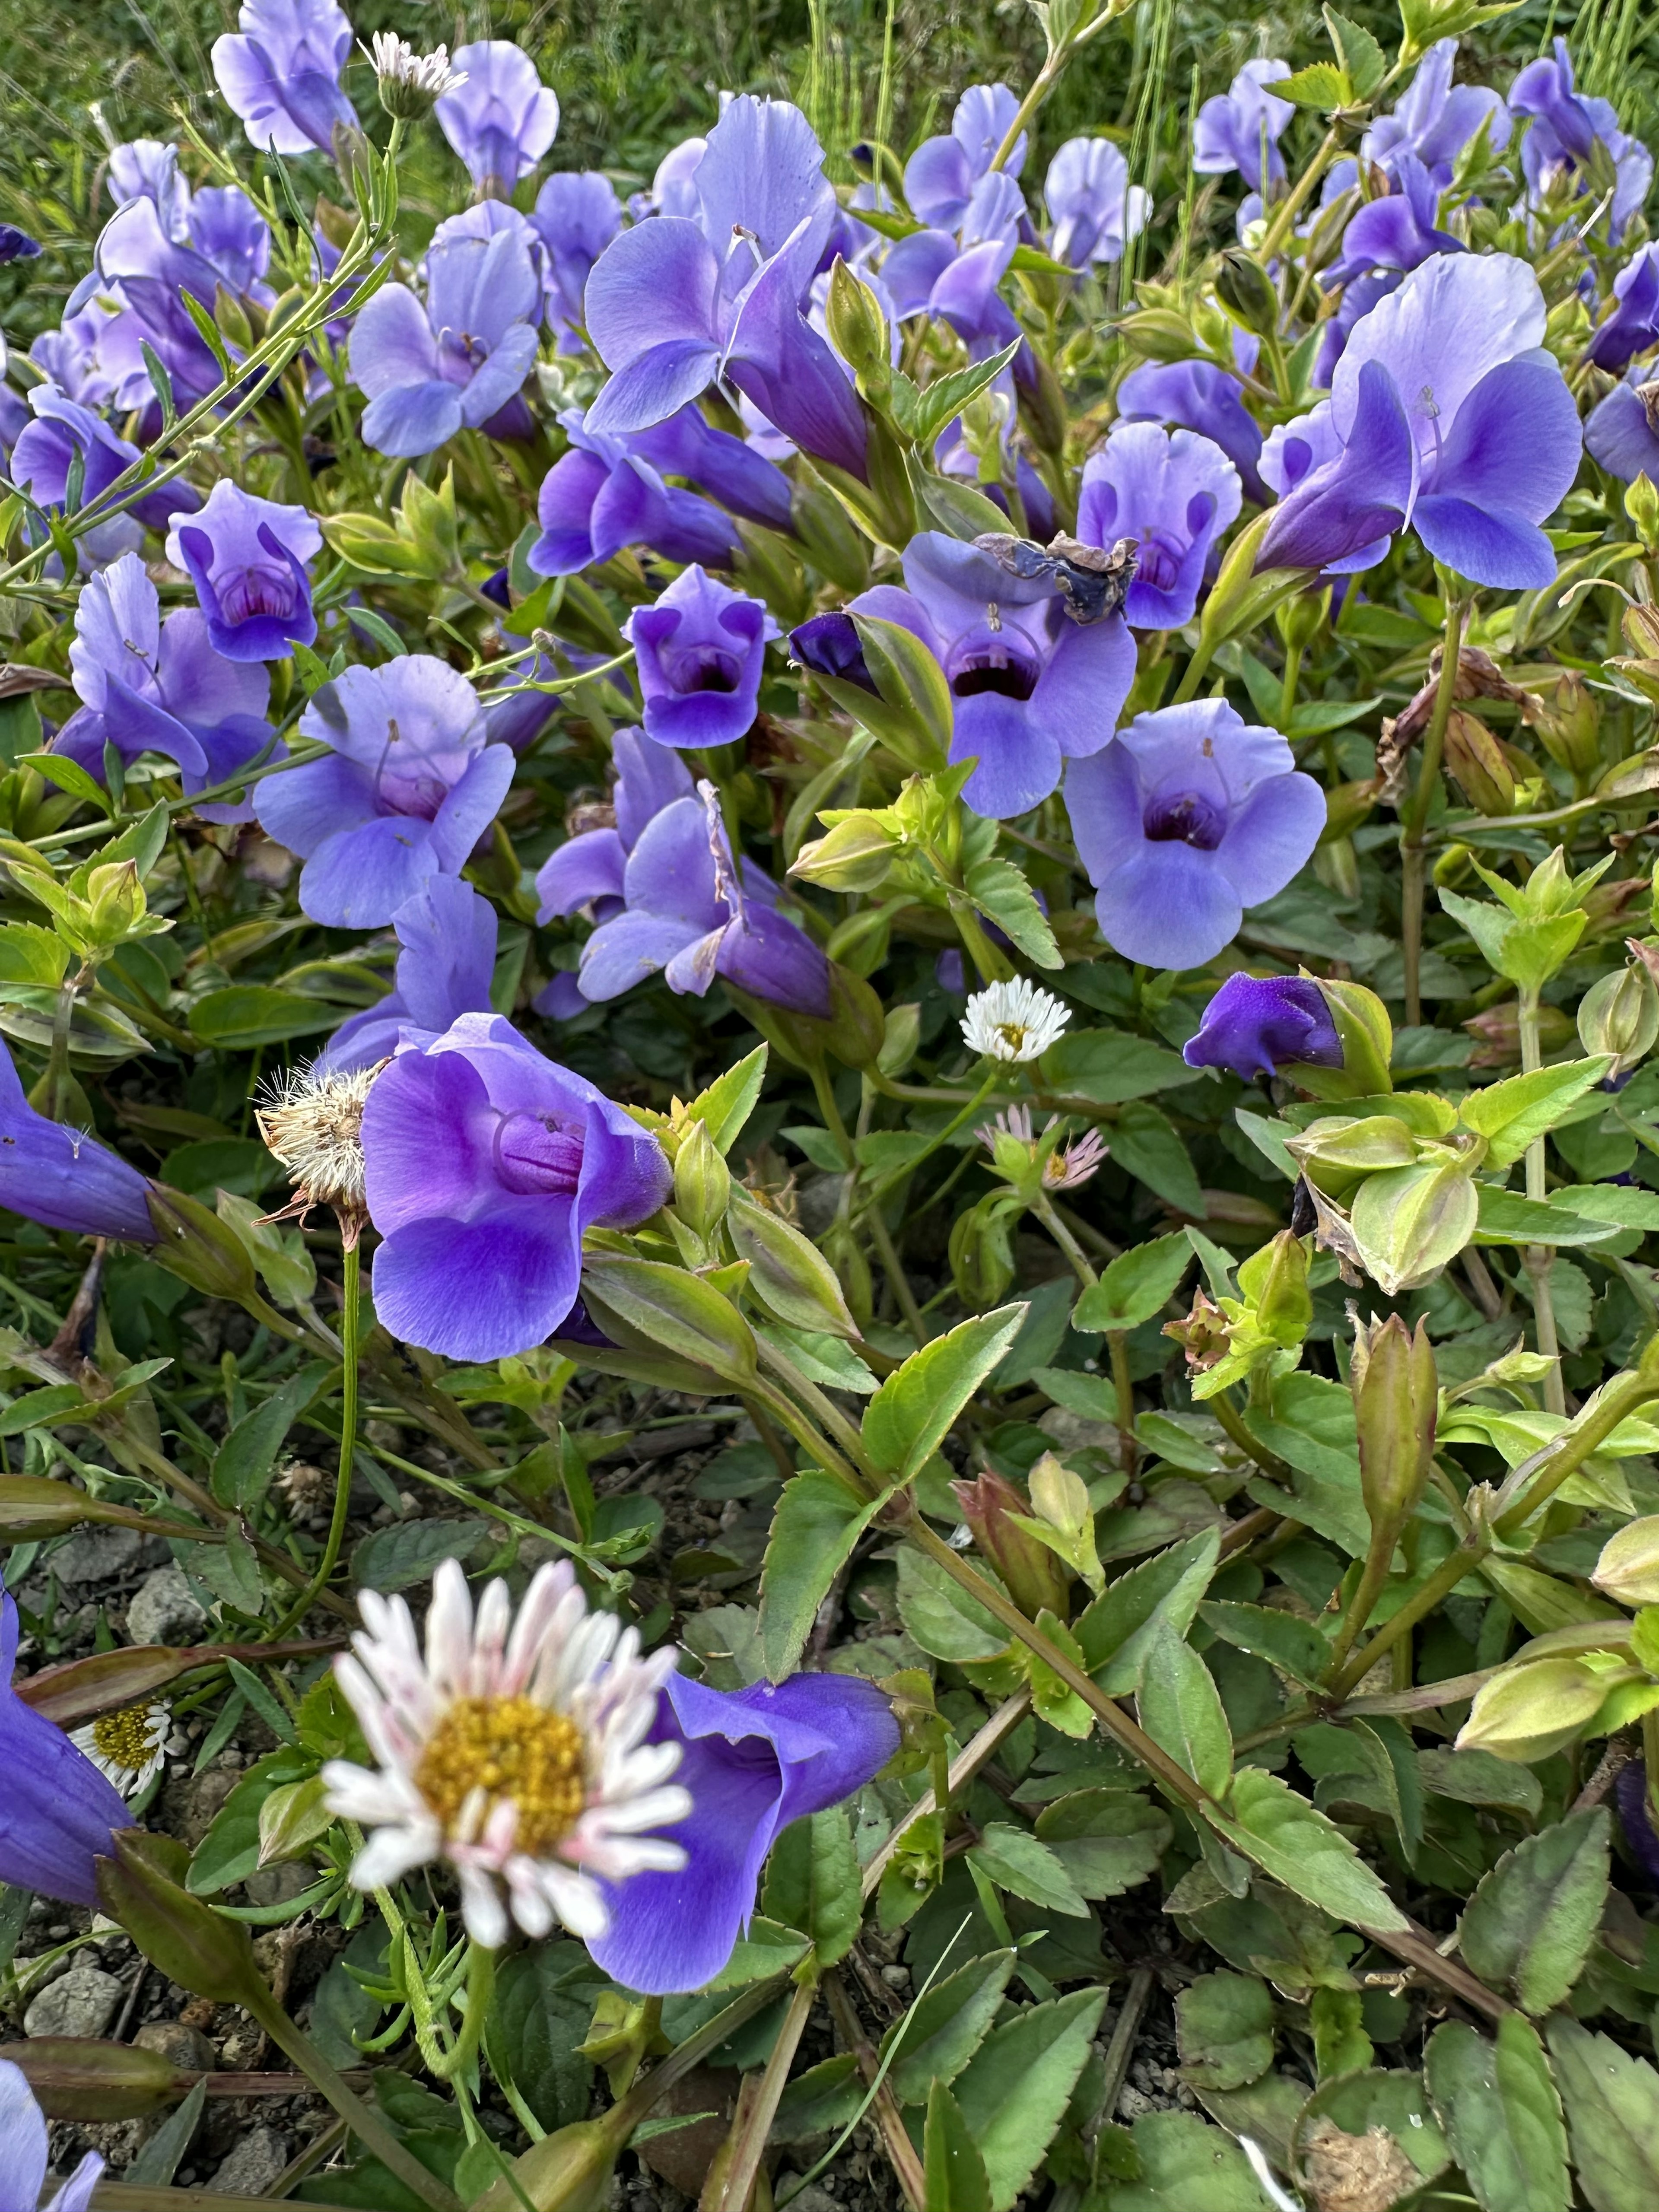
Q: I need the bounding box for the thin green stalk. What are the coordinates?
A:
[713,1975,819,2212]
[1328,1534,1490,1703]
[987,2,1125,173]
[1401,593,1466,1026]
[1323,1526,1404,1683]
[273,1242,360,1636]
[1210,1391,1295,1484]
[1029,1186,1098,1290]
[1493,1334,1659,1536]
[811,1059,925,1340]
[1170,637,1215,705]
[1518,980,1566,1416]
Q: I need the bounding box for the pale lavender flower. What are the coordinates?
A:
[903,83,1027,230]
[212,0,357,156]
[1193,60,1293,194]
[435,42,559,197]
[1077,423,1240,630]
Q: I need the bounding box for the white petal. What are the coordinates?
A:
[352,1824,436,1889]
[458,1865,509,1949]
[541,1861,608,1938]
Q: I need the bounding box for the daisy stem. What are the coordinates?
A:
[273,1241,361,1637]
[431,1939,496,2085]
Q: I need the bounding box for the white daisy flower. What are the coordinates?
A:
[367,32,468,116]
[961,978,1071,1063]
[71,1702,168,1797]
[322,1557,690,1951]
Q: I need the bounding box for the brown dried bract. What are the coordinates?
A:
[1302,2118,1421,2212]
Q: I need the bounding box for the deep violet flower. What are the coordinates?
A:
[789,611,876,691]
[1065,698,1326,971]
[1362,38,1510,186]
[903,83,1027,231]
[348,223,542,458]
[589,1670,899,1995]
[1077,423,1241,630]
[849,531,1135,819]
[254,655,515,927]
[54,552,276,823]
[211,0,357,156]
[1511,37,1653,239]
[435,43,559,198]
[1325,154,1462,286]
[583,96,867,480]
[0,227,41,265]
[883,171,1027,362]
[360,1012,672,1362]
[1115,357,1268,505]
[1259,252,1582,588]
[318,878,499,1075]
[531,171,623,349]
[1586,366,1659,481]
[1589,244,1659,374]
[8,384,198,565]
[165,482,321,662]
[628,566,779,750]
[0,2051,103,2212]
[0,1582,131,1907]
[1193,61,1293,195]
[1615,1760,1659,1887]
[1182,973,1342,1080]
[0,1042,156,1245]
[1045,138,1149,269]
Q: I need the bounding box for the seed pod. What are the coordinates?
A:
[1351,1313,1437,1541]
[1579,959,1659,1078]
[1535,670,1601,777]
[1443,709,1515,815]
[674,1119,731,1243]
[1456,1656,1618,1764]
[96,1829,267,2008]
[1593,1516,1659,1608]
[951,1468,1072,1621]
[1214,249,1280,336]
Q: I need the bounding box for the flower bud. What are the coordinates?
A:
[1,2037,185,2121]
[84,859,146,945]
[1349,1155,1479,1297]
[0,1475,146,1541]
[96,1830,266,2006]
[825,257,890,392]
[1351,1312,1436,1541]
[1276,585,1331,656]
[1593,1516,1659,1608]
[1534,671,1601,777]
[1309,975,1393,1099]
[1443,710,1514,815]
[673,1118,731,1242]
[369,31,467,119]
[948,1192,1016,1309]
[1456,1656,1618,1763]
[790,813,898,893]
[473,2111,632,2212]
[1018,349,1068,458]
[878,1003,922,1078]
[256,1773,332,1868]
[1579,958,1659,1078]
[1214,249,1280,337]
[1463,1000,1576,1068]
[1117,308,1201,361]
[1238,1230,1312,1350]
[726,1185,860,1339]
[146,1183,261,1306]
[1626,472,1659,556]
[1164,1286,1230,1372]
[1322,779,1378,844]
[951,1468,1073,1620]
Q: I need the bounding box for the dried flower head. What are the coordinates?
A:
[961,978,1070,1063]
[256,1059,381,1244]
[71,1702,168,1799]
[368,32,467,118]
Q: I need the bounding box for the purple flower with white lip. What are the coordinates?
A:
[212,0,357,156]
[1259,251,1582,588]
[1363,38,1510,186]
[589,1670,898,1995]
[1511,37,1653,239]
[903,83,1026,231]
[566,777,829,1014]
[10,384,199,565]
[628,566,779,750]
[1116,357,1267,505]
[348,223,542,458]
[529,408,774,577]
[0,2047,104,2212]
[1182,973,1342,1080]
[435,43,560,198]
[1066,699,1326,970]
[1586,366,1659,481]
[361,1012,672,1363]
[531,172,624,349]
[54,552,275,823]
[318,878,498,1075]
[165,483,320,662]
[1045,137,1150,269]
[254,655,516,927]
[0,1040,157,1246]
[1193,60,1294,195]
[1077,423,1241,630]
[849,530,1135,819]
[583,96,867,480]
[1589,244,1659,373]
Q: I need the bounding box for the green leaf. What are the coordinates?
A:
[1074,1529,1221,1694]
[760,1469,887,1678]
[210,1362,332,1510]
[883,1949,1016,2104]
[1109,1102,1206,1217]
[1417,1747,1542,1818]
[896,1545,1010,1662]
[0,922,70,987]
[1323,6,1387,95]
[1090,2109,1276,2211]
[963,858,1062,969]
[126,2078,204,2185]
[969,1824,1090,1918]
[1039,1028,1200,1106]
[925,2079,993,2212]
[1425,2016,1570,2212]
[863,1306,1027,1483]
[1175,1972,1276,2091]
[1138,1624,1232,1798]
[482,1946,597,2133]
[1293,2070,1448,2188]
[952,1987,1107,2211]
[1198,1600,1331,1688]
[581,1256,758,1382]
[686,1044,768,1152]
[1208,1768,1408,1934]
[895,336,1023,449]
[1033,1789,1171,1899]
[186,1745,313,1894]
[353,1515,492,1594]
[189,986,341,1047]
[755,1321,877,1393]
[1460,1059,1612,1170]
[704,1915,812,1989]
[1474,1183,1622,1249]
[775,2052,863,2141]
[20,750,111,814]
[1276,60,1352,106]
[1544,2015,1659,2212]
[760,1806,861,1966]
[1457,1808,1609,2014]
[1074,1235,1193,1335]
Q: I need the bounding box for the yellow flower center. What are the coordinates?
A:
[996,1022,1030,1053]
[415,1696,587,1856]
[92,1705,156,1772]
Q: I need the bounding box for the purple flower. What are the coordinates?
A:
[0,226,41,265]
[435,43,560,198]
[1259,252,1582,588]
[1511,38,1653,238]
[903,83,1027,230]
[1183,973,1342,1079]
[583,96,867,480]
[1590,244,1659,373]
[361,1012,672,1362]
[0,2048,103,2212]
[84,194,229,409]
[319,879,498,1075]
[1077,423,1241,629]
[790,610,876,691]
[1586,367,1659,480]
[588,1671,898,1995]
[531,172,624,349]
[0,1583,130,1914]
[1045,138,1149,269]
[349,224,542,458]
[211,0,357,156]
[1616,1761,1659,1887]
[1325,154,1462,286]
[1066,699,1326,970]
[850,530,1135,819]
[0,1041,156,1245]
[570,778,831,1015]
[1363,38,1510,185]
[1193,61,1293,195]
[1116,358,1267,505]
[628,566,779,750]
[254,655,515,927]
[528,409,761,578]
[165,482,320,662]
[9,384,198,563]
[54,552,275,823]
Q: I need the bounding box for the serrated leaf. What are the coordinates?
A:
[896,336,1023,449]
[1033,1789,1171,1898]
[969,1824,1090,1918]
[1544,2016,1659,2212]
[1176,1972,1276,2091]
[1457,1808,1608,2014]
[863,1306,1027,1483]
[210,1362,332,1510]
[1094,2109,1276,2210]
[925,2078,993,2212]
[963,857,1062,969]
[353,1515,492,1593]
[1109,1102,1206,1217]
[1208,1769,1408,1934]
[1276,60,1353,106]
[760,1470,886,1678]
[1198,1600,1331,1688]
[952,1987,1107,2211]
[883,1949,1016,2104]
[1075,1529,1221,1694]
[1323,6,1387,95]
[895,1545,1009,1662]
[1460,1058,1611,1170]
[1425,2016,1570,2212]
[1074,1234,1192,1335]
[685,1044,769,1152]
[760,1805,861,1966]
[1138,1624,1232,1799]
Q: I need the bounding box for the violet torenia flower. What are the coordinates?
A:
[0,2052,102,2212]
[83,194,229,410]
[54,552,275,823]
[589,1671,899,1995]
[583,96,867,479]
[849,531,1135,818]
[628,566,779,750]
[349,223,542,458]
[254,655,515,927]
[165,482,320,662]
[1077,424,1241,630]
[528,408,772,577]
[903,83,1026,230]
[1586,368,1659,480]
[9,384,197,565]
[361,1012,672,1361]
[0,1587,130,1910]
[1325,154,1462,286]
[0,227,41,266]
[790,611,876,691]
[1045,137,1149,269]
[211,0,356,156]
[1066,699,1325,970]
[435,42,559,198]
[319,879,498,1074]
[536,728,696,929]
[531,171,623,348]
[1182,973,1342,1080]
[1511,37,1653,239]
[1363,38,1510,185]
[0,1041,156,1245]
[1193,60,1293,194]
[1590,244,1659,373]
[1615,1761,1659,1887]
[1116,358,1267,505]
[1259,253,1582,588]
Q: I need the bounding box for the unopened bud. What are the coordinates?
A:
[791,812,898,892]
[1239,1230,1312,1349]
[1593,1515,1659,1608]
[256,1774,332,1868]
[1351,1312,1436,1539]
[1214,249,1280,337]
[878,1003,922,1078]
[951,1468,1073,1620]
[1,2037,185,2121]
[1456,1656,1619,1764]
[146,1183,261,1306]
[96,1830,266,2006]
[825,258,890,390]
[474,2111,632,2212]
[1349,1155,1479,1297]
[1579,958,1659,1078]
[1535,671,1601,777]
[1463,999,1576,1068]
[1117,307,1200,362]
[673,1118,731,1242]
[1307,975,1392,1099]
[1626,471,1659,556]
[949,1192,1016,1309]
[1276,585,1331,657]
[726,1185,859,1339]
[1626,601,1659,659]
[1164,1286,1230,1372]
[85,859,146,944]
[1443,709,1515,815]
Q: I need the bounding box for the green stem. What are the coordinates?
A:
[1518,980,1567,1417]
[435,1940,496,2085]
[1492,1335,1659,1537]
[1323,1526,1403,1683]
[987,3,1122,172]
[1170,637,1215,705]
[948,897,1013,985]
[868,1206,928,1344]
[273,1243,360,1637]
[1109,1330,1139,1479]
[712,1975,818,2212]
[1257,121,1346,261]
[1210,1391,1295,1483]
[1327,1535,1489,1703]
[1401,592,1466,1027]
[1029,1186,1098,1290]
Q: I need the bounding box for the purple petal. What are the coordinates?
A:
[428,744,516,873]
[614,726,698,846]
[585,342,723,439]
[579,911,706,1001]
[372,1211,578,1361]
[536,827,629,919]
[348,283,439,398]
[361,381,467,460]
[951,694,1064,819]
[715,906,833,1016]
[253,750,376,857]
[297,815,442,927]
[1214,771,1328,909]
[0,1588,130,1902]
[586,219,723,380]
